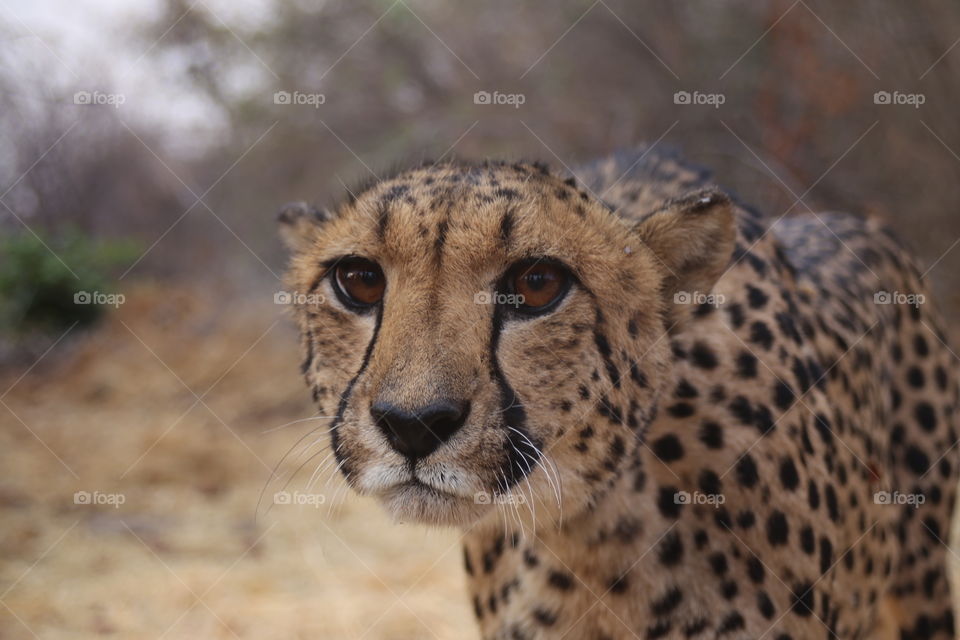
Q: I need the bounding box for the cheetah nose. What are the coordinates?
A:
[371,400,470,460]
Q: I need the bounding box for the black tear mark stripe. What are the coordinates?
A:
[301,329,315,375]
[489,305,542,490]
[330,306,384,478]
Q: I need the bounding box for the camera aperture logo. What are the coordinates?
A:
[274,290,326,305]
[873,91,925,108]
[274,90,326,108]
[74,291,125,308]
[474,490,525,505]
[74,490,125,508]
[273,490,326,508]
[874,490,924,508]
[474,90,525,109]
[874,290,925,308]
[73,90,125,108]
[674,90,725,108]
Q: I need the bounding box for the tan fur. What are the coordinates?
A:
[280,150,958,639]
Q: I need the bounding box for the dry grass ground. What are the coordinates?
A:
[1,283,958,639]
[0,283,475,639]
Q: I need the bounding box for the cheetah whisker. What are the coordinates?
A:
[304,451,336,494]
[260,414,336,435]
[325,459,350,517]
[256,416,336,520]
[506,425,564,522]
[281,438,336,497]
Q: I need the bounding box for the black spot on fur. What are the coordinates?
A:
[757,592,776,619]
[747,557,765,583]
[532,608,557,626]
[915,402,937,432]
[658,486,683,519]
[766,511,789,546]
[376,202,390,239]
[774,380,796,410]
[609,572,630,594]
[594,330,621,388]
[434,217,449,259]
[547,570,574,591]
[746,285,768,309]
[736,454,759,488]
[750,321,774,350]
[658,532,684,566]
[690,341,719,369]
[651,587,683,616]
[675,378,699,398]
[652,434,684,461]
[717,611,745,634]
[780,457,800,490]
[905,445,930,475]
[667,402,695,418]
[736,351,758,378]
[500,208,514,245]
[790,583,814,617]
[699,421,724,449]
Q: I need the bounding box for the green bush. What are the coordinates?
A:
[0,230,139,335]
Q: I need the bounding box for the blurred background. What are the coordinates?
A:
[2,1,960,638]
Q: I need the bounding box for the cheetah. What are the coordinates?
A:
[278,147,959,639]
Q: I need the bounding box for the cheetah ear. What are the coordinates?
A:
[633,189,735,323]
[277,202,329,252]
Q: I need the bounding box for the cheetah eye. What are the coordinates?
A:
[332,257,385,310]
[504,260,571,315]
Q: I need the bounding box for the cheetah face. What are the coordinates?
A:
[279,162,734,527]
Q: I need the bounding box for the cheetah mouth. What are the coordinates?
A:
[376,479,488,526]
[396,478,458,497]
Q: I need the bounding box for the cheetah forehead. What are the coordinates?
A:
[313,159,631,273]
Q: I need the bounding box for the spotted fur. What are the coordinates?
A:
[279,148,958,639]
